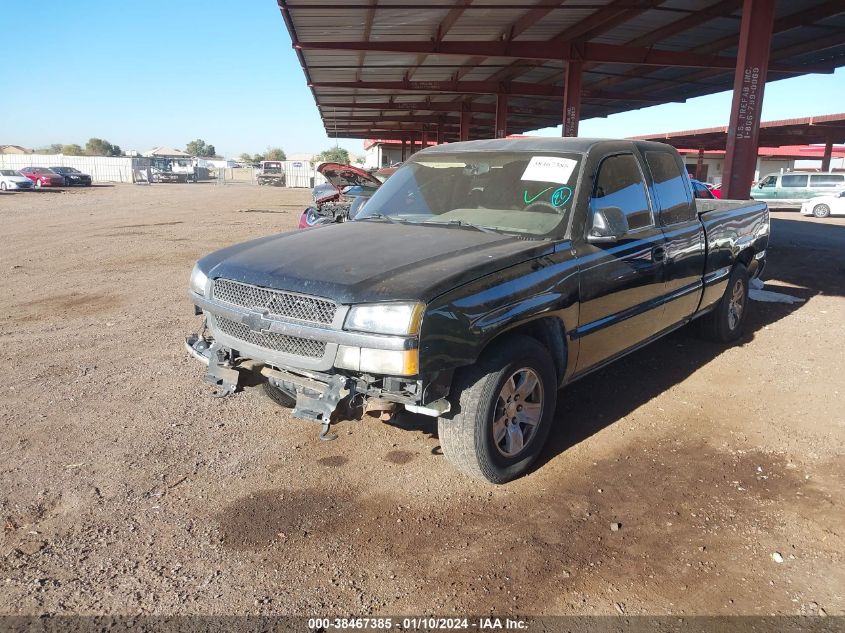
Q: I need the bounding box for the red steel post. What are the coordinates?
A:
[460,107,471,141]
[562,59,582,137]
[495,94,508,138]
[722,0,775,200]
[821,141,833,171]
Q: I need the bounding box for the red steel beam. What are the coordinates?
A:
[406,0,472,81]
[354,1,377,82]
[320,101,575,118]
[562,60,583,137]
[295,40,828,72]
[722,0,775,200]
[311,81,683,101]
[591,0,844,93]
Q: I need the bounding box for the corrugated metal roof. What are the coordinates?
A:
[277,0,845,141]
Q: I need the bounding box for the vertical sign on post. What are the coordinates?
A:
[562,59,582,138]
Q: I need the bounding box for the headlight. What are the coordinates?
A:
[189,263,208,296]
[335,345,418,376]
[344,302,424,336]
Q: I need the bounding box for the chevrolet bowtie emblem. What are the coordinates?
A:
[241,310,272,333]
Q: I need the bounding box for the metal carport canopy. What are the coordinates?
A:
[631,112,845,150]
[276,0,845,142]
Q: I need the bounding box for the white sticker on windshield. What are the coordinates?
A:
[520,156,577,184]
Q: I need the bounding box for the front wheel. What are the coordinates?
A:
[438,335,557,484]
[698,263,749,343]
[813,204,831,218]
[0,182,6,191]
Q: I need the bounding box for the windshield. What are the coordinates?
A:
[358,151,582,237]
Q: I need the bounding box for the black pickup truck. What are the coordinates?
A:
[186,138,769,483]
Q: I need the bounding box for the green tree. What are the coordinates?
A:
[62,144,85,156]
[315,146,350,165]
[85,138,122,156]
[252,153,265,164]
[185,139,216,157]
[34,144,63,154]
[238,152,253,164]
[264,147,286,161]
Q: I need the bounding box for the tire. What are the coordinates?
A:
[263,381,296,408]
[812,204,831,218]
[438,335,557,484]
[697,263,749,343]
[0,182,6,191]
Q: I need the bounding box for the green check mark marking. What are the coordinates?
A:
[523,186,553,204]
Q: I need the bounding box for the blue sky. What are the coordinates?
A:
[1,0,843,158]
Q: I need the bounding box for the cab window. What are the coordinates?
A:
[645,151,693,225]
[759,175,777,188]
[591,154,653,232]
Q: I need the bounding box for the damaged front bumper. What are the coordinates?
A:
[185,331,452,428]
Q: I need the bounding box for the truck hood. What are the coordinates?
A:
[203,221,553,304]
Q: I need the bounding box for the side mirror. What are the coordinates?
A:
[588,206,629,243]
[758,182,764,188]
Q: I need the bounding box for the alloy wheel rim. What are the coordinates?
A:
[492,368,543,458]
[728,278,745,330]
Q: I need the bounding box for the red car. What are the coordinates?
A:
[19,167,65,188]
[298,163,383,228]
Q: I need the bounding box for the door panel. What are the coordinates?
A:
[574,153,667,372]
[644,149,707,324]
[661,222,705,322]
[574,229,668,370]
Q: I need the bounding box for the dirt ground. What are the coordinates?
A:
[0,183,842,617]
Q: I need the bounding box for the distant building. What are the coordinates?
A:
[363,139,430,168]
[0,145,33,155]
[674,145,845,184]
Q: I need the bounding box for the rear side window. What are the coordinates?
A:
[810,174,845,187]
[781,174,808,187]
[645,151,693,224]
[591,154,653,232]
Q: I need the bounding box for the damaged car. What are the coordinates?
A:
[298,162,382,228]
[187,138,769,483]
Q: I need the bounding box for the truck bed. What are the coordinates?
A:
[696,197,770,282]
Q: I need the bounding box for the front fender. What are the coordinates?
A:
[419,243,580,378]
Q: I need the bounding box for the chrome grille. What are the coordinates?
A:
[215,316,326,358]
[212,279,336,324]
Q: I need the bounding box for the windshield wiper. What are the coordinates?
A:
[422,219,497,234]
